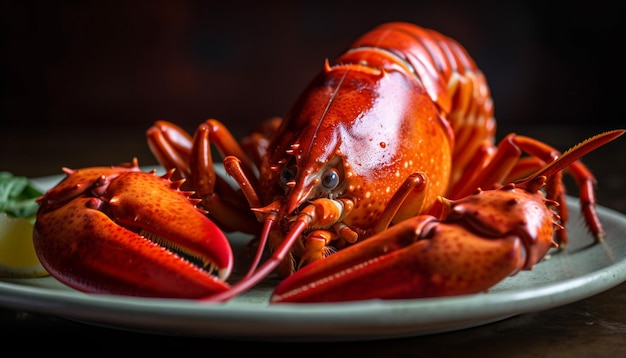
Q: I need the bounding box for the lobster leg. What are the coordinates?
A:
[147,119,261,233]
[446,132,611,245]
[239,117,283,168]
[373,172,428,233]
[146,121,190,176]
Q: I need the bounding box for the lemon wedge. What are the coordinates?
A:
[0,212,48,277]
[0,171,48,278]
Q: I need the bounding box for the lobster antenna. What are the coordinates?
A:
[516,129,624,184]
[243,213,275,279]
[199,214,309,302]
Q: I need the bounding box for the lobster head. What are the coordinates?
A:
[257,53,453,234]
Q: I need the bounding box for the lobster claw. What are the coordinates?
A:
[33,164,234,298]
[271,215,529,303]
[271,191,550,303]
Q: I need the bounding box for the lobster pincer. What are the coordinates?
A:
[270,184,556,303]
[33,159,233,298]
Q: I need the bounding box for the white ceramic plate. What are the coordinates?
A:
[1,173,625,341]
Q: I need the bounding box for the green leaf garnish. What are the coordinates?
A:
[0,172,43,218]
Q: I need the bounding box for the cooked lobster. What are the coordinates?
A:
[33,22,623,302]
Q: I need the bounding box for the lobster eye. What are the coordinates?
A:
[321,168,340,190]
[279,165,297,186]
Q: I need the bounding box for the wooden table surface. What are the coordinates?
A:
[1,123,625,356]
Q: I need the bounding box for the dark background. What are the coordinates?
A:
[1,0,623,177]
[2,2,626,351]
